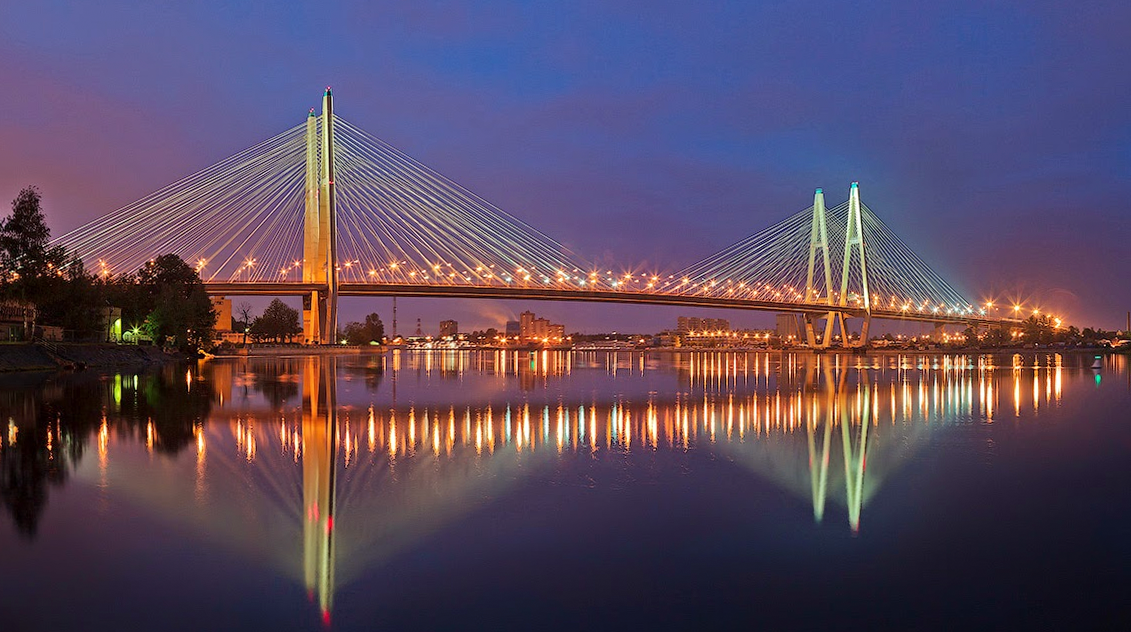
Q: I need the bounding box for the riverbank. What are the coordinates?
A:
[210,345,378,358]
[215,344,1118,357]
[584,346,1117,355]
[0,343,181,372]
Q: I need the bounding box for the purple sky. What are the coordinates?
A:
[1,1,1129,334]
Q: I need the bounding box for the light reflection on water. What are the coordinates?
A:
[0,350,1126,628]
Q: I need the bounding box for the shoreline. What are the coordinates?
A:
[1,342,1117,374]
[0,342,183,373]
[224,344,1117,357]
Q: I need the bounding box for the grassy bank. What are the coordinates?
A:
[0,343,181,372]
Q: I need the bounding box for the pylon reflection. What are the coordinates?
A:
[302,356,336,620]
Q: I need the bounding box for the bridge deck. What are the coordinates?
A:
[203,282,1010,326]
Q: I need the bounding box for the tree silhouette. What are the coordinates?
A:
[0,365,211,539]
[251,298,301,343]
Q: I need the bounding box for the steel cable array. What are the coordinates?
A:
[52,115,975,317]
[673,200,975,315]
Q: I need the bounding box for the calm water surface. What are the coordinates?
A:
[2,350,1129,631]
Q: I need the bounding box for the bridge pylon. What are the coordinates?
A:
[302,89,339,344]
[805,354,835,523]
[838,182,871,347]
[841,368,869,533]
[302,356,337,616]
[836,182,872,347]
[803,183,871,349]
[803,188,837,348]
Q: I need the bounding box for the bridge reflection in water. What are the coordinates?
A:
[93,350,1080,621]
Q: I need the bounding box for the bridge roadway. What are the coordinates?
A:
[204,282,1012,327]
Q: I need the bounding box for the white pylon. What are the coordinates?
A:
[303,109,321,344]
[838,181,870,311]
[804,188,837,348]
[319,88,339,344]
[835,182,871,348]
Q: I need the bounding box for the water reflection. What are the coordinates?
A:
[302,357,336,622]
[0,350,1124,624]
[0,367,211,538]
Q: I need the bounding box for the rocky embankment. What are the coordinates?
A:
[0,343,179,372]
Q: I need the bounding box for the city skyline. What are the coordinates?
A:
[1,2,1128,331]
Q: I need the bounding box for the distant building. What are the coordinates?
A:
[519,311,535,338]
[518,310,565,344]
[710,318,730,332]
[505,320,520,339]
[676,316,729,334]
[211,297,233,332]
[439,319,459,338]
[676,316,691,333]
[0,300,35,341]
[679,327,773,348]
[549,323,565,341]
[776,313,802,343]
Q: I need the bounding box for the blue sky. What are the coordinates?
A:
[1,1,1128,332]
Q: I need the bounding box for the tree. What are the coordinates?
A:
[135,254,215,349]
[342,322,362,345]
[982,326,1007,347]
[344,312,384,345]
[1021,315,1056,346]
[0,186,94,335]
[1,361,210,539]
[962,325,980,347]
[0,187,56,282]
[251,298,301,343]
[235,302,254,345]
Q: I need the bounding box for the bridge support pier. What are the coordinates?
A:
[833,312,869,349]
[855,312,872,348]
[803,310,871,349]
[804,312,836,349]
[303,290,326,345]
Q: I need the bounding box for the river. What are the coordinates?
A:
[1,350,1128,630]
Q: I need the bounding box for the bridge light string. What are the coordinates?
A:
[51,123,309,283]
[330,117,593,288]
[51,111,978,316]
[672,198,973,316]
[674,203,830,302]
[200,153,306,282]
[63,127,304,281]
[856,204,971,313]
[336,119,580,279]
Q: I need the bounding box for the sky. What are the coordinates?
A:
[1,0,1129,334]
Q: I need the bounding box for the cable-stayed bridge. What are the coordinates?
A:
[54,89,1007,347]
